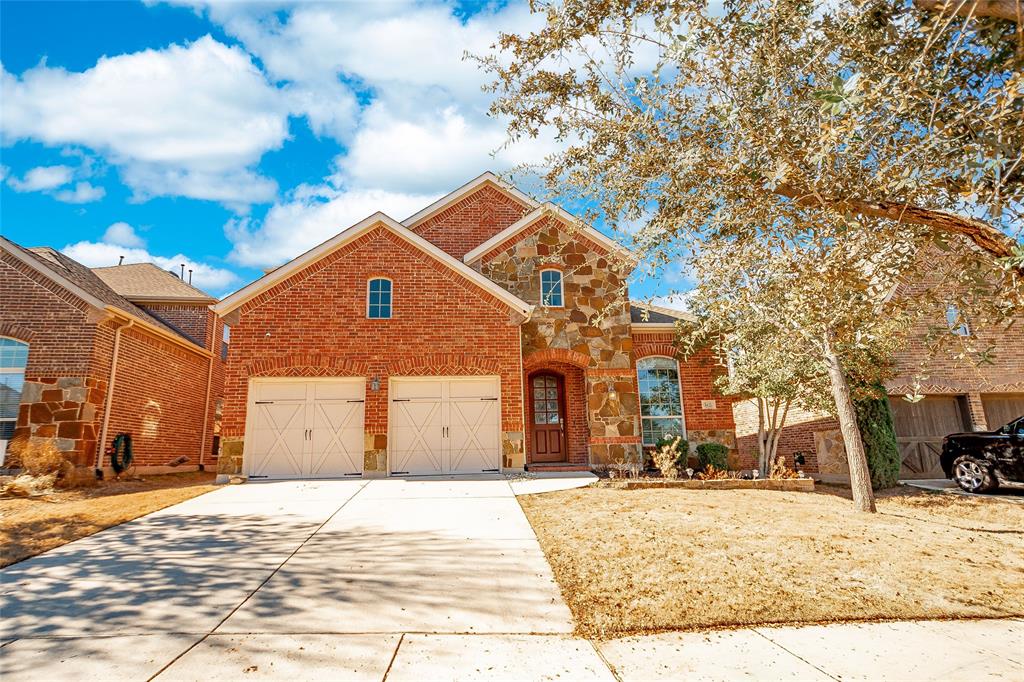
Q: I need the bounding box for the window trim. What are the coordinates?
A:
[636,355,687,446]
[0,337,29,461]
[366,277,393,319]
[539,268,564,308]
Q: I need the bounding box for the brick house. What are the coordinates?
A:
[733,257,1024,479]
[0,238,223,474]
[214,172,736,480]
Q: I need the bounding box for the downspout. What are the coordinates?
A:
[198,353,214,470]
[96,319,133,473]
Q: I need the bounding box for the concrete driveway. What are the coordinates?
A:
[0,477,582,680]
[4,475,1022,681]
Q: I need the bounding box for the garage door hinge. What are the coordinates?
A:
[255,401,273,404]
[391,471,409,475]
[250,475,269,479]
[482,468,499,473]
[392,399,410,402]
[346,400,364,403]
[480,397,498,401]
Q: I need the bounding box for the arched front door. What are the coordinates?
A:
[530,373,567,463]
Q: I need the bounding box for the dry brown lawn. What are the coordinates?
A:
[519,484,1024,638]
[0,471,217,567]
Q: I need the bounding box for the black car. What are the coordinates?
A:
[940,415,1024,493]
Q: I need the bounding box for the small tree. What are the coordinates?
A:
[855,388,902,490]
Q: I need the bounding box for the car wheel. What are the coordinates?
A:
[952,456,998,494]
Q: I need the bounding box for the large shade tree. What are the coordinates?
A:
[481,0,1023,512]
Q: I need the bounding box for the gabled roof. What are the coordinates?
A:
[462,203,634,265]
[630,301,697,328]
[0,238,209,354]
[401,171,538,229]
[92,262,216,303]
[214,212,534,319]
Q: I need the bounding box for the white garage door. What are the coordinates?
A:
[390,376,501,476]
[246,378,365,479]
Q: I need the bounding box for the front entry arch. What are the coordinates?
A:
[530,373,567,463]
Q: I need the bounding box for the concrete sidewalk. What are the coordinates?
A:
[2,618,1020,680]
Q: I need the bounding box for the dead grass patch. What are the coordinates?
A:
[0,471,217,567]
[519,484,1024,638]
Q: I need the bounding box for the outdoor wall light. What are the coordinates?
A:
[370,377,381,391]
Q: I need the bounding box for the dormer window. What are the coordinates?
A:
[368,278,392,319]
[540,269,564,307]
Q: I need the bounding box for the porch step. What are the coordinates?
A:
[526,464,591,472]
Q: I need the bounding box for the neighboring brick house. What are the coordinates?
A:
[733,257,1024,479]
[0,239,223,474]
[215,172,736,480]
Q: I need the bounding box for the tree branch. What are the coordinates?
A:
[914,0,1022,23]
[775,184,1019,258]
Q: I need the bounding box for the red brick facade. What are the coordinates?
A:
[409,183,531,260]
[218,224,525,475]
[1,247,221,472]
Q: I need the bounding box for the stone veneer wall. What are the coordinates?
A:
[476,214,642,467]
[13,377,106,466]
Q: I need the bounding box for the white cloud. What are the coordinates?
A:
[102,221,145,248]
[337,102,563,196]
[226,185,437,268]
[62,224,238,293]
[2,36,288,205]
[647,292,694,311]
[54,181,105,203]
[7,165,74,192]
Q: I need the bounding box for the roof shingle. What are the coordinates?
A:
[91,262,215,302]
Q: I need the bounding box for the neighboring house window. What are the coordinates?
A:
[367,278,392,319]
[637,356,685,446]
[540,269,564,307]
[0,338,29,460]
[946,304,970,337]
[221,324,230,361]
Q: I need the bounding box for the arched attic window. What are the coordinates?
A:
[540,269,564,307]
[367,278,393,319]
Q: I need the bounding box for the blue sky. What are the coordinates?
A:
[1,0,680,301]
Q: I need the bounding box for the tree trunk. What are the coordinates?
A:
[823,339,877,513]
[774,184,1018,260]
[757,397,768,475]
[915,0,1022,23]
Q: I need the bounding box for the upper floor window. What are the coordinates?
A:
[0,337,29,447]
[946,304,970,337]
[540,269,564,307]
[368,278,392,319]
[637,356,685,446]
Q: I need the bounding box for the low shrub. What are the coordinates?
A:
[652,436,688,479]
[21,438,70,478]
[696,442,729,471]
[697,465,737,480]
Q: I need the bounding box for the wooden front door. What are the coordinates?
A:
[530,373,567,463]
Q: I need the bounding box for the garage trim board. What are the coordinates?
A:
[244,377,365,479]
[389,376,502,476]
